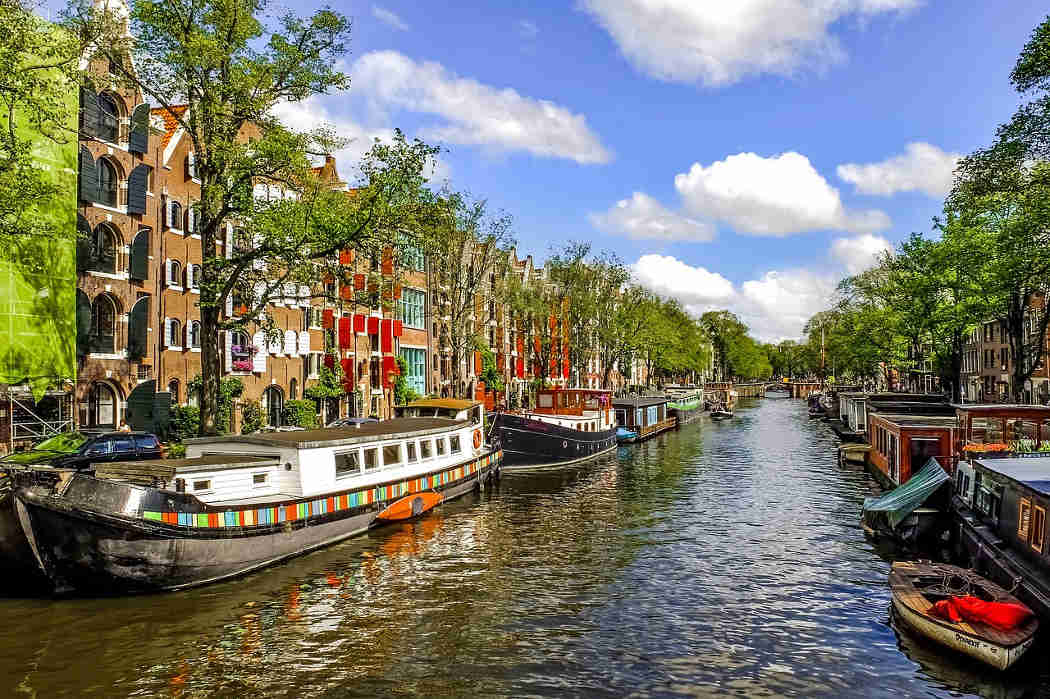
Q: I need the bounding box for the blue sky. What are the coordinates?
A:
[273,1,1049,340]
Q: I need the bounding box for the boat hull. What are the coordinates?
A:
[16,451,501,595]
[489,413,617,469]
[892,594,1034,671]
[669,404,704,426]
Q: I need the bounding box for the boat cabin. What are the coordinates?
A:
[839,393,950,436]
[705,382,736,409]
[666,385,704,403]
[524,388,614,432]
[957,456,1050,578]
[613,396,675,440]
[867,414,958,486]
[953,405,1050,461]
[395,399,484,428]
[183,417,491,504]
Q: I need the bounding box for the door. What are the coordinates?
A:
[909,438,941,480]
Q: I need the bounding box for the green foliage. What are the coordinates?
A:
[165,442,187,459]
[188,375,242,434]
[305,357,346,400]
[241,399,264,434]
[169,405,200,442]
[283,399,318,428]
[392,355,420,405]
[477,345,504,394]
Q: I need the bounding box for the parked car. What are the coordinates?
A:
[50,432,163,470]
[326,417,379,428]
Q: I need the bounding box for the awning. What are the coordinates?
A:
[862,458,950,528]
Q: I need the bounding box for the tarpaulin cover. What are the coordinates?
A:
[862,458,949,528]
[929,596,1034,631]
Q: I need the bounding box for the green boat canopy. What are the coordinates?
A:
[862,458,950,528]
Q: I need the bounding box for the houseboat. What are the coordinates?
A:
[13,414,502,594]
[666,385,705,425]
[613,396,676,443]
[487,388,617,469]
[705,383,737,412]
[832,393,950,443]
[867,414,958,488]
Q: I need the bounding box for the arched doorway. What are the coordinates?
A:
[262,386,283,427]
[86,381,119,429]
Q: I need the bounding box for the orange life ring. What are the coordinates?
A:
[472,429,482,449]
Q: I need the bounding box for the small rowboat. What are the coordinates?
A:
[375,492,444,522]
[838,443,871,464]
[890,561,1038,670]
[710,410,733,421]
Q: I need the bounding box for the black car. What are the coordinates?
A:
[50,432,163,470]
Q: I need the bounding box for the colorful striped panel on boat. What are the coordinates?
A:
[142,451,502,528]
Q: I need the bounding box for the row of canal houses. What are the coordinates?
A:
[815,388,1050,622]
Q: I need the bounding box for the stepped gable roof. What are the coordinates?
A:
[150,104,188,149]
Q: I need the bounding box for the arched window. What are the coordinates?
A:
[189,264,201,289]
[169,318,182,347]
[169,260,182,287]
[97,93,120,143]
[289,378,298,400]
[91,224,118,273]
[168,379,180,404]
[91,294,117,353]
[87,382,118,428]
[189,320,201,348]
[97,158,118,207]
[169,201,182,230]
[262,386,284,427]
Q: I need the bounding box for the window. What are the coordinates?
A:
[399,348,426,396]
[364,447,378,471]
[400,288,426,328]
[450,435,461,454]
[134,435,159,450]
[436,438,446,456]
[188,264,201,290]
[370,356,381,390]
[167,378,179,403]
[407,442,417,462]
[189,321,201,348]
[1019,498,1032,540]
[400,243,425,272]
[1032,506,1046,553]
[169,200,182,230]
[87,225,118,273]
[335,450,361,478]
[383,444,402,467]
[420,440,432,459]
[91,294,117,353]
[193,479,212,492]
[97,93,120,143]
[370,333,380,353]
[169,260,182,287]
[252,473,268,486]
[169,319,182,347]
[289,377,298,400]
[97,158,118,207]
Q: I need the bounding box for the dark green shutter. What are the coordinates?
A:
[76,214,92,272]
[126,380,155,432]
[127,164,149,214]
[129,103,149,153]
[130,229,149,280]
[76,291,92,358]
[79,86,99,138]
[78,146,98,203]
[128,296,150,359]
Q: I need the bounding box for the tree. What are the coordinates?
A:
[700,310,748,380]
[426,192,514,396]
[600,284,649,389]
[83,0,438,433]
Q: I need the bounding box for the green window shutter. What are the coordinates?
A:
[127,164,149,214]
[79,86,99,138]
[129,103,150,153]
[76,291,92,358]
[76,214,92,273]
[78,146,98,203]
[128,296,150,359]
[130,229,150,280]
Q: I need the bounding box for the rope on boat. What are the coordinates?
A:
[918,563,1013,602]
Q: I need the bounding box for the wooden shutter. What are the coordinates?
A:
[284,330,297,356]
[298,331,311,355]
[76,292,92,357]
[129,103,150,153]
[78,146,98,203]
[185,152,195,179]
[130,229,149,280]
[79,86,99,138]
[126,165,149,215]
[162,317,171,347]
[223,331,233,373]
[252,331,268,372]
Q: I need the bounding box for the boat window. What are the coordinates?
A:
[1032,506,1046,553]
[1019,498,1032,540]
[252,472,268,486]
[335,450,361,478]
[383,444,402,467]
[436,438,446,456]
[193,479,211,492]
[471,406,482,425]
[538,394,553,409]
[449,435,461,454]
[364,448,378,471]
[420,440,433,459]
[407,442,418,462]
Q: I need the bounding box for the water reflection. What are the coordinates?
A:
[0,400,1048,697]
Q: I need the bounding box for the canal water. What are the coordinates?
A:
[1,397,1048,697]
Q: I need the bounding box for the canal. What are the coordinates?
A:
[1,397,1047,697]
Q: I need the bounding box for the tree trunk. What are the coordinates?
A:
[199,303,221,435]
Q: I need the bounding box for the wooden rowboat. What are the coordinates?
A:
[838,443,871,464]
[890,561,1038,671]
[376,492,444,522]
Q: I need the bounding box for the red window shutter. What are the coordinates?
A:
[324,353,335,369]
[367,316,379,335]
[381,318,393,353]
[339,249,353,265]
[322,309,334,329]
[382,356,398,387]
[354,274,365,290]
[516,337,524,354]
[353,313,365,333]
[340,285,352,300]
[393,320,403,337]
[338,317,352,348]
[474,351,483,374]
[497,353,505,370]
[516,358,525,379]
[341,358,354,388]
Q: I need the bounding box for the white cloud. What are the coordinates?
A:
[372,5,409,31]
[578,0,920,87]
[631,254,735,306]
[673,151,890,236]
[830,233,892,275]
[836,142,961,198]
[517,20,539,39]
[351,51,611,164]
[589,192,715,242]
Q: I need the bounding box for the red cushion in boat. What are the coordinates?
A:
[929,599,962,623]
[951,595,1034,632]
